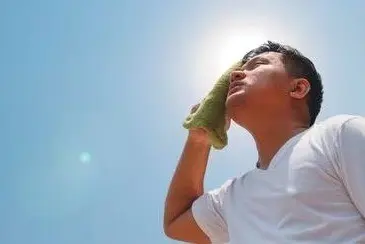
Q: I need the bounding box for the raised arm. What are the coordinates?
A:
[163,128,211,243]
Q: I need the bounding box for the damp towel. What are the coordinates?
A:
[183,61,242,149]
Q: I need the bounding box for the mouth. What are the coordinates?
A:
[228,81,245,96]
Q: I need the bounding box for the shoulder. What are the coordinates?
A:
[207,175,241,196]
[206,172,251,202]
[299,115,362,157]
[310,114,365,158]
[315,114,361,130]
[309,114,362,139]
[335,115,365,149]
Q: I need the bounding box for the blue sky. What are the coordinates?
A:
[1,1,365,243]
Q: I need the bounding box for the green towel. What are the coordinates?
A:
[183,61,242,149]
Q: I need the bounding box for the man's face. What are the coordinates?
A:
[225,51,293,123]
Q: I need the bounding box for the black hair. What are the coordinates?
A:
[242,41,323,126]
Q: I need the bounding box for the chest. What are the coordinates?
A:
[224,150,353,240]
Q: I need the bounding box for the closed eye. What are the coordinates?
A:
[242,57,270,71]
[253,61,265,66]
[247,60,267,70]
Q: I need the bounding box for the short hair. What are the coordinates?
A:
[242,41,323,126]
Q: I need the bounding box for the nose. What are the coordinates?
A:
[230,70,246,83]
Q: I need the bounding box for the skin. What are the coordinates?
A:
[164,51,311,243]
[226,51,311,168]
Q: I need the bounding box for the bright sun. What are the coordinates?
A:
[191,28,267,97]
[217,30,267,74]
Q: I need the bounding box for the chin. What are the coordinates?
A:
[226,92,244,110]
[226,97,244,120]
[225,92,252,128]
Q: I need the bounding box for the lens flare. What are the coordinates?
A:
[79,152,91,164]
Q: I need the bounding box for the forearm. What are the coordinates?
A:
[164,132,211,228]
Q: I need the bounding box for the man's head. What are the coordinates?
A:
[225,41,323,130]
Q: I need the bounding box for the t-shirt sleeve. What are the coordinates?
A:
[336,116,365,217]
[191,179,233,243]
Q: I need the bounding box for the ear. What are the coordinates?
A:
[289,78,310,99]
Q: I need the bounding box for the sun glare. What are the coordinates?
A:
[217,30,267,74]
[191,28,267,97]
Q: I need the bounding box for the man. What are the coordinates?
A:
[163,41,365,243]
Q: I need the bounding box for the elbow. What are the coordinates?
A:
[163,220,172,237]
[163,222,177,240]
[163,222,169,237]
[163,226,171,239]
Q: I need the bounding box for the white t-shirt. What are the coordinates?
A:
[192,115,365,243]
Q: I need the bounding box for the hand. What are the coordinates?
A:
[188,104,210,144]
[187,104,231,144]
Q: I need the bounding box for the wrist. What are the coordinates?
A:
[187,130,211,146]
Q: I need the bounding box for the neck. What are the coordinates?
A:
[249,119,308,170]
